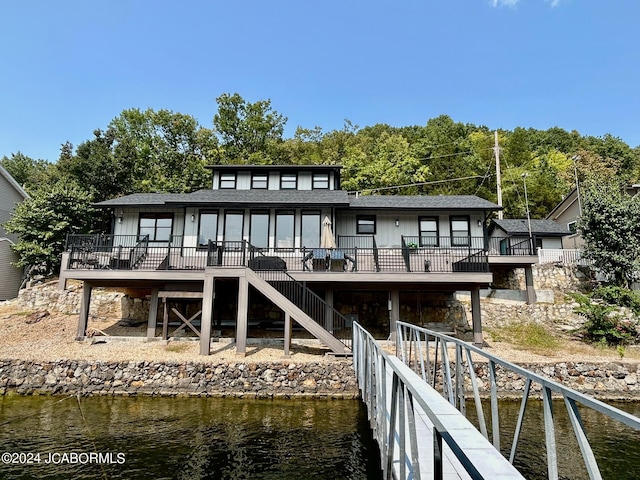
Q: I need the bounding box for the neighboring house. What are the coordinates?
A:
[60,164,538,355]
[546,184,640,249]
[545,187,583,249]
[488,218,569,253]
[0,166,28,300]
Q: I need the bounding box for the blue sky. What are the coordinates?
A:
[1,0,639,162]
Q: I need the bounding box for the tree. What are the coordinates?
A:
[0,152,52,191]
[213,93,287,164]
[578,180,640,287]
[3,181,96,275]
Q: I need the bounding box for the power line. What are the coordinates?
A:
[349,174,492,195]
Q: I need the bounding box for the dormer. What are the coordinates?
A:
[207,165,342,191]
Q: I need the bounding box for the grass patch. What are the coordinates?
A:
[486,321,560,353]
[165,342,191,353]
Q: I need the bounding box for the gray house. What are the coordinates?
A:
[488,218,569,253]
[0,166,28,300]
[60,164,539,355]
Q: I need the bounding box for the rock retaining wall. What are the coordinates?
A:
[0,360,358,399]
[1,358,638,400]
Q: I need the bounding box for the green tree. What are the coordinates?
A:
[3,181,96,275]
[213,93,287,164]
[578,180,640,287]
[0,152,53,191]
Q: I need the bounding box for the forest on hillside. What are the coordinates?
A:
[3,93,640,221]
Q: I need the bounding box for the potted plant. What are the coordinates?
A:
[407,242,418,252]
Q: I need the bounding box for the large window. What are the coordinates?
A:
[356,215,376,234]
[450,216,470,246]
[275,212,295,249]
[219,173,237,189]
[224,211,244,242]
[250,212,269,248]
[251,173,268,189]
[198,211,218,247]
[139,213,173,242]
[312,173,329,189]
[301,212,321,248]
[419,217,439,246]
[280,173,297,190]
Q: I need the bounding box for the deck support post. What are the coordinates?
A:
[199,274,215,355]
[524,265,537,304]
[390,290,400,342]
[284,313,291,356]
[471,287,483,347]
[76,282,93,340]
[236,276,249,356]
[147,288,159,339]
[324,289,334,333]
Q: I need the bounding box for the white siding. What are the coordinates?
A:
[297,171,312,190]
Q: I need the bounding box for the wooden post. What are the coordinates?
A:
[324,289,334,333]
[284,312,291,356]
[147,288,159,339]
[236,276,249,356]
[390,290,400,342]
[525,265,537,305]
[199,274,215,355]
[471,287,483,347]
[162,298,169,340]
[76,282,92,340]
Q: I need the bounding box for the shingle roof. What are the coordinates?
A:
[94,190,350,208]
[348,195,501,211]
[491,219,569,236]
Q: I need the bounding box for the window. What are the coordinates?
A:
[198,211,218,247]
[301,212,321,248]
[275,212,295,248]
[219,173,236,189]
[139,213,173,242]
[251,173,268,189]
[568,221,577,234]
[250,212,269,248]
[312,173,329,189]
[280,172,297,190]
[224,212,244,242]
[356,215,376,235]
[450,216,470,246]
[419,217,439,246]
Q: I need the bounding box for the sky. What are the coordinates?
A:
[1,0,639,162]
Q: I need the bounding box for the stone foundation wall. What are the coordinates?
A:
[462,300,582,331]
[0,359,358,398]
[15,281,149,321]
[492,263,591,297]
[2,358,638,400]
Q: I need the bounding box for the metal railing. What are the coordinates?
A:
[395,321,640,480]
[353,322,523,480]
[248,244,352,348]
[403,235,535,256]
[538,248,585,265]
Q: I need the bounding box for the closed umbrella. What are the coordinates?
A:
[320,216,337,249]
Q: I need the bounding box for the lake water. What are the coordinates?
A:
[0,396,383,480]
[1,395,638,479]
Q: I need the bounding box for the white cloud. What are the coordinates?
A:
[491,0,563,7]
[491,0,520,6]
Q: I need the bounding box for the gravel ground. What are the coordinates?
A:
[1,301,637,365]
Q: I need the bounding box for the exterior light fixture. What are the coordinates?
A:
[191,214,195,222]
[395,219,399,227]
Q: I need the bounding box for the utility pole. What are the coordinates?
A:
[522,172,533,249]
[494,131,503,219]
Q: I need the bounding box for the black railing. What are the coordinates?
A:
[247,244,352,348]
[337,235,374,249]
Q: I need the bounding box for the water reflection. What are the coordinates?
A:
[0,396,382,480]
[465,399,640,480]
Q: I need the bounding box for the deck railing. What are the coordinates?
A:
[395,321,640,480]
[64,235,489,273]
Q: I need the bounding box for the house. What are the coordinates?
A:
[488,218,569,252]
[0,166,28,300]
[546,184,640,249]
[59,164,539,355]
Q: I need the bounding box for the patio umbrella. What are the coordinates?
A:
[321,216,337,249]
